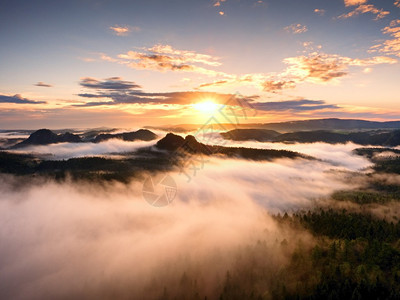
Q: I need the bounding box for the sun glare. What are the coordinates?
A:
[193,100,220,115]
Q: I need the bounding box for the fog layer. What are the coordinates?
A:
[0,145,361,299]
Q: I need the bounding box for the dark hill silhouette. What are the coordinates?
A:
[13,129,82,148]
[81,128,117,141]
[59,132,82,143]
[93,129,157,143]
[156,134,211,153]
[156,133,309,160]
[12,128,158,148]
[156,133,185,151]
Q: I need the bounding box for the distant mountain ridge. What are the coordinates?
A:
[147,118,400,133]
[259,118,400,132]
[12,128,158,148]
[221,129,400,146]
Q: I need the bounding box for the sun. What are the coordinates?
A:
[193,100,220,115]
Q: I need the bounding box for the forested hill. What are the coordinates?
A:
[11,128,158,148]
[156,133,310,161]
[221,129,400,146]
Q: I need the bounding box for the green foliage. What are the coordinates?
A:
[0,150,176,183]
[354,147,400,174]
[0,151,38,175]
[272,209,400,299]
[374,158,400,175]
[211,146,307,161]
[331,190,396,204]
[294,209,400,242]
[354,147,400,160]
[222,129,400,146]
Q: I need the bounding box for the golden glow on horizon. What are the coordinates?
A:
[193,100,220,115]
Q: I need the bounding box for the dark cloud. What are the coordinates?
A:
[78,91,337,114]
[74,101,116,107]
[0,94,47,104]
[77,77,244,106]
[76,90,239,106]
[253,99,339,112]
[76,92,150,105]
[34,82,53,88]
[79,77,141,90]
[76,77,336,115]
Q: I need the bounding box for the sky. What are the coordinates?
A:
[0,0,400,129]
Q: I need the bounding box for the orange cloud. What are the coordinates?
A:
[262,80,296,93]
[283,52,396,84]
[259,52,397,92]
[147,44,221,66]
[213,0,226,7]
[110,25,130,36]
[112,44,230,77]
[371,19,400,57]
[338,4,390,20]
[109,25,140,36]
[314,9,325,16]
[344,0,367,7]
[283,54,348,84]
[197,80,229,89]
[284,23,308,34]
[98,41,397,94]
[196,50,397,93]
